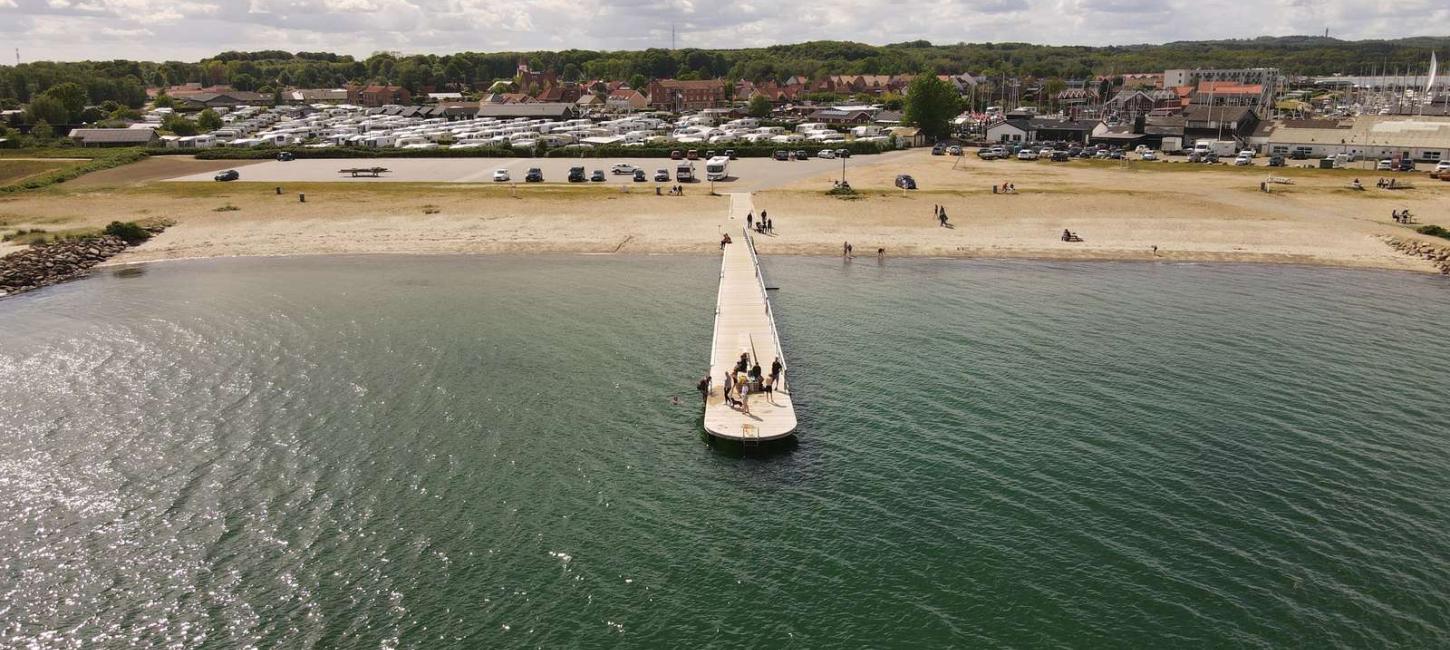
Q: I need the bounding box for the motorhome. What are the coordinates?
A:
[676,161,695,182]
[705,156,730,181]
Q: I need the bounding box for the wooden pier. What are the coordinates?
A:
[703,193,798,441]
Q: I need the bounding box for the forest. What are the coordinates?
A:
[1,36,1446,108]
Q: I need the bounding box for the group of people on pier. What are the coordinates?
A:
[701,352,783,414]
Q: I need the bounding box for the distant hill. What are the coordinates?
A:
[2,36,1446,107]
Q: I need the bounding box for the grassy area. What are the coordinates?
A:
[0,226,102,245]
[0,149,149,193]
[0,159,81,185]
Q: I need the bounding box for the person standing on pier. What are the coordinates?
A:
[723,372,736,407]
[770,358,783,390]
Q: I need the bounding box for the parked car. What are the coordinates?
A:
[1140,151,1158,161]
[1187,152,1203,163]
[655,169,671,182]
[670,150,683,160]
[590,170,606,182]
[773,150,789,161]
[947,145,963,156]
[1017,150,1038,160]
[525,168,543,182]
[1203,153,1220,164]
[611,163,638,175]
[931,144,946,155]
[977,147,996,159]
[1394,159,1416,172]
[1376,159,1394,171]
[633,169,647,182]
[895,174,917,190]
[794,150,809,160]
[725,149,737,160]
[568,166,587,182]
[1290,150,1309,160]
[492,169,510,182]
[835,148,851,158]
[1268,156,1285,167]
[1238,150,1256,159]
[818,149,836,159]
[276,152,295,162]
[1436,161,1450,173]
[1233,153,1252,166]
[1050,151,1070,162]
[704,150,715,159]
[214,169,239,182]
[686,149,700,160]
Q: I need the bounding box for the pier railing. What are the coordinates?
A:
[741,225,787,393]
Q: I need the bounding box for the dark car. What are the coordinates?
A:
[670,150,683,160]
[1268,155,1285,167]
[568,166,587,182]
[773,150,789,161]
[1394,160,1416,172]
[590,169,606,182]
[633,169,647,182]
[276,152,295,162]
[1290,150,1308,160]
[214,169,240,182]
[704,150,715,159]
[654,169,670,182]
[931,144,946,155]
[525,168,543,182]
[686,149,699,160]
[835,148,851,158]
[725,149,737,160]
[1051,151,1070,162]
[895,174,917,190]
[794,150,808,160]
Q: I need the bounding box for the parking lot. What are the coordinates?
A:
[167,154,890,191]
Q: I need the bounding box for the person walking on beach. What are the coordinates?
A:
[939,208,949,227]
[765,217,773,233]
[746,212,753,229]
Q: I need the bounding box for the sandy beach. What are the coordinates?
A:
[2,150,1447,272]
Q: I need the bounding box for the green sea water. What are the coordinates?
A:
[2,255,1448,647]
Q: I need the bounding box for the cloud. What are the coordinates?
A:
[0,0,1444,62]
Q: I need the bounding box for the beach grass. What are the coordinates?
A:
[0,160,83,186]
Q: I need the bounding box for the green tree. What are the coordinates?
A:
[26,94,71,125]
[562,62,582,82]
[78,106,107,123]
[41,82,88,118]
[628,73,647,90]
[903,74,959,142]
[110,106,143,121]
[153,92,175,109]
[162,114,197,136]
[30,119,54,140]
[747,94,772,118]
[196,108,223,131]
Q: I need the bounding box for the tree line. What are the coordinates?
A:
[2,36,1445,112]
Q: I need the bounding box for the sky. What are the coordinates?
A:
[0,0,1447,62]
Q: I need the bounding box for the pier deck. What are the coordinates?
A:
[703,193,797,441]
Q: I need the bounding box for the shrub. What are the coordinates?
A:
[1416,225,1450,240]
[103,221,151,244]
[0,149,147,193]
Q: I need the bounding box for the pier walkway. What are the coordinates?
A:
[703,193,797,441]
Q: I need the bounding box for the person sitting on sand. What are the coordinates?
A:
[1063,229,1072,241]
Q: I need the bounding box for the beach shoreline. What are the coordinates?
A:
[4,150,1448,275]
